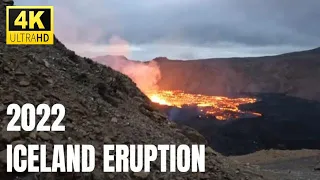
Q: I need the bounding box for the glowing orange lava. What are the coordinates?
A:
[145,90,261,120]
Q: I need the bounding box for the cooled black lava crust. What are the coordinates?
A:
[157,93,320,156]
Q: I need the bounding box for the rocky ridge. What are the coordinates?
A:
[153,48,320,101]
[0,1,268,180]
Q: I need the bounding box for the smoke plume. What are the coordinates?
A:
[121,60,161,92]
[94,36,161,92]
[46,4,162,91]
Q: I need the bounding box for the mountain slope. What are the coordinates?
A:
[152,48,320,100]
[0,1,268,180]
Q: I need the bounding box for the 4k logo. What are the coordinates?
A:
[14,11,45,30]
[6,6,54,45]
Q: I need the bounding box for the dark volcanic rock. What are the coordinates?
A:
[160,94,320,156]
[0,130,20,143]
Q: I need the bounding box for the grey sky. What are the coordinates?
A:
[15,0,320,60]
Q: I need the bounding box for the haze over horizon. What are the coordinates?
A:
[16,0,320,60]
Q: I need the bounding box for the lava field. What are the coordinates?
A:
[155,93,320,156]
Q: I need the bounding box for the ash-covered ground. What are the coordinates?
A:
[155,93,320,156]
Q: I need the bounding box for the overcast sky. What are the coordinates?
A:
[16,0,320,60]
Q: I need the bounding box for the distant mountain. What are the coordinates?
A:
[94,47,320,101]
[152,47,320,101]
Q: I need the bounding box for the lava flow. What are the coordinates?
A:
[145,90,261,120]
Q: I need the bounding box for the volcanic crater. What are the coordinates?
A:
[95,49,320,156]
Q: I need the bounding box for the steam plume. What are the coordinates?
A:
[52,6,162,91]
[94,36,161,92]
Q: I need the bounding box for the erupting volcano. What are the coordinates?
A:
[93,56,262,120]
[145,90,262,120]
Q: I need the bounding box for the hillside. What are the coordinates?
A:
[93,47,320,101]
[153,48,320,101]
[0,1,269,180]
